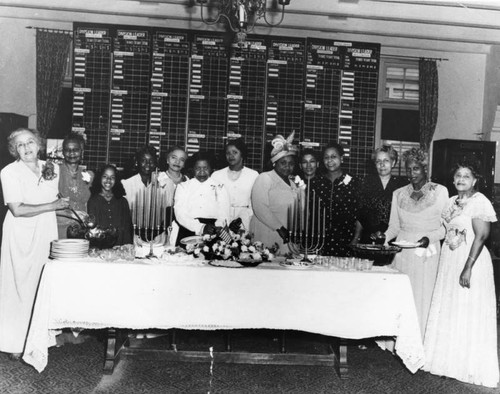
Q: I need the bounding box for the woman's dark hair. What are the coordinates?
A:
[63,132,86,150]
[225,138,248,160]
[189,151,215,170]
[323,142,345,157]
[90,164,126,199]
[135,144,158,166]
[300,148,319,162]
[451,158,483,189]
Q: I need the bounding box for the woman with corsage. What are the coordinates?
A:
[212,138,258,232]
[423,160,498,387]
[383,147,448,338]
[0,128,69,360]
[174,152,230,244]
[313,142,361,257]
[57,132,93,238]
[250,132,302,253]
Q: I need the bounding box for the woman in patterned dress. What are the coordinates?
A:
[423,160,498,387]
[313,142,361,257]
[384,148,448,338]
[57,132,93,239]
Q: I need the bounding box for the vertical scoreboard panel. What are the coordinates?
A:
[227,36,267,170]
[265,37,306,165]
[303,38,342,151]
[72,25,112,170]
[150,30,190,155]
[187,33,228,156]
[108,28,151,168]
[339,41,380,175]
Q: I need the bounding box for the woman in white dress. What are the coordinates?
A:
[424,161,499,387]
[383,148,448,338]
[0,128,69,360]
[212,139,258,232]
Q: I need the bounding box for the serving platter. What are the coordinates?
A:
[390,240,421,249]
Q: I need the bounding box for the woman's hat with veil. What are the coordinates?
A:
[270,131,298,163]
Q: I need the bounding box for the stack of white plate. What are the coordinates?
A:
[50,239,89,260]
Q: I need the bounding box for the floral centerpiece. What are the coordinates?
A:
[187,231,276,262]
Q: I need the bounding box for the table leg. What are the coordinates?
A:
[330,338,348,379]
[103,328,128,374]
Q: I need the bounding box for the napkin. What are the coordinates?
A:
[414,244,437,258]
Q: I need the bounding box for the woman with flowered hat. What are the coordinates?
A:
[249,132,302,254]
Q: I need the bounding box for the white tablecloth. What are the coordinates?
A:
[23,258,424,373]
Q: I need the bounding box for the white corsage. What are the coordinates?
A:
[342,174,352,186]
[157,172,168,188]
[81,170,91,184]
[293,175,306,190]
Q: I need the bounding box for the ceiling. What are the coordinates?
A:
[1,0,500,54]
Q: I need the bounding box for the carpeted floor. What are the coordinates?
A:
[1,329,499,394]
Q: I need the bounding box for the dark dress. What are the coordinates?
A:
[87,194,133,246]
[358,174,408,243]
[312,173,360,257]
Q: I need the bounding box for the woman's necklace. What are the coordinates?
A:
[65,163,79,193]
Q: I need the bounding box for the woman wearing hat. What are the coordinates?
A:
[249,132,302,253]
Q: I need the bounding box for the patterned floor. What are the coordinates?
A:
[1,330,499,394]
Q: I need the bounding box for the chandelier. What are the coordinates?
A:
[196,0,291,43]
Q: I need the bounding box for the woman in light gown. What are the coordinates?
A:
[0,128,69,360]
[250,132,301,253]
[383,148,448,339]
[57,132,93,238]
[212,138,258,232]
[423,161,499,388]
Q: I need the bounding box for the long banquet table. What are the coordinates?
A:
[23,257,425,376]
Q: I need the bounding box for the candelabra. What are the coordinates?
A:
[130,171,173,257]
[287,180,326,262]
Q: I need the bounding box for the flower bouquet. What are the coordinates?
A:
[187,231,276,265]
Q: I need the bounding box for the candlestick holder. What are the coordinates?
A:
[130,171,172,257]
[288,181,326,262]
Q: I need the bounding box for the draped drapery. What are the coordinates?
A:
[36,30,72,138]
[419,58,439,152]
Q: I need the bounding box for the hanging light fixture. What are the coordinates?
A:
[196,0,291,43]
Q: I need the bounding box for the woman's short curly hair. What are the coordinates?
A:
[7,128,44,159]
[135,144,158,166]
[372,145,398,165]
[451,157,482,185]
[63,132,86,150]
[402,147,429,171]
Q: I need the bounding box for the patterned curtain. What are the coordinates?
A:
[419,58,439,152]
[36,30,72,138]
